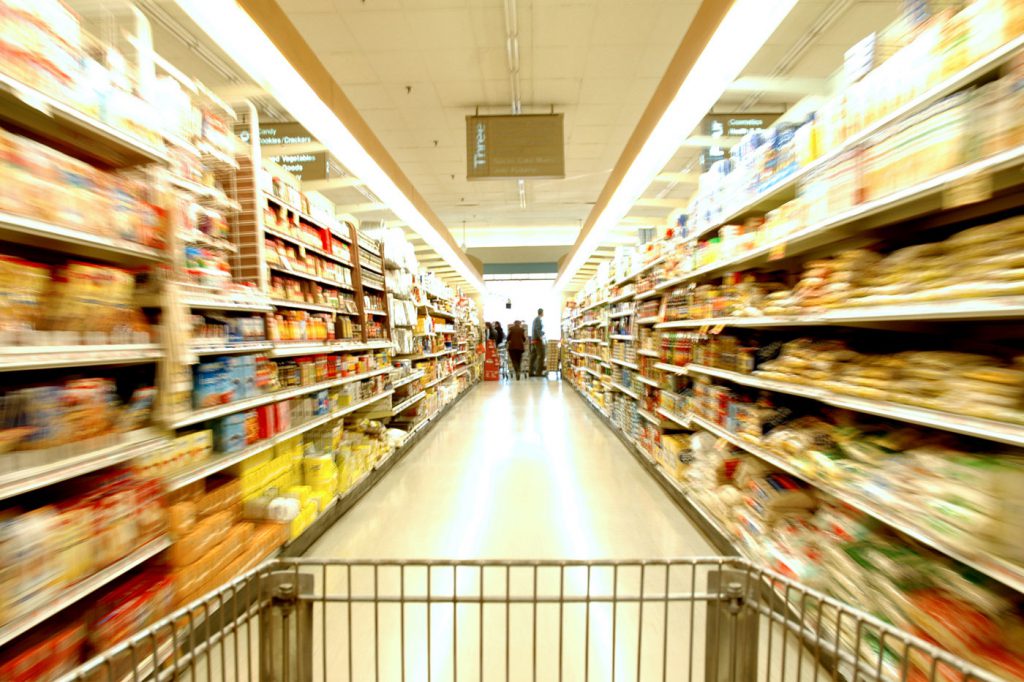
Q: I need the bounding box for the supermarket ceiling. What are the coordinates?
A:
[136,0,902,279]
[272,0,704,268]
[269,0,901,272]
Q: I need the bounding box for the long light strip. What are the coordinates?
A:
[173,0,485,293]
[554,0,799,291]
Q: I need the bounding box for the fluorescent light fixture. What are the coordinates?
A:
[172,0,484,293]
[554,0,798,291]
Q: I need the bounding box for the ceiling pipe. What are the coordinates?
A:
[503,0,527,211]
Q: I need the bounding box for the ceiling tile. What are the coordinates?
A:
[583,45,642,80]
[278,0,344,12]
[434,80,487,107]
[529,47,587,80]
[335,0,403,8]
[569,126,612,145]
[533,5,596,47]
[579,78,633,104]
[468,6,506,42]
[406,9,479,49]
[384,81,443,111]
[478,47,510,79]
[399,0,469,7]
[590,4,660,47]
[368,50,431,83]
[321,52,379,84]
[566,143,605,160]
[341,83,393,110]
[570,103,620,127]
[422,48,484,82]
[342,10,417,51]
[637,41,677,79]
[531,78,582,105]
[481,78,513,103]
[359,107,404,132]
[652,3,700,43]
[288,12,357,47]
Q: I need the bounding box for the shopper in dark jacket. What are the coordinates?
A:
[530,308,545,376]
[506,321,526,380]
[493,321,505,345]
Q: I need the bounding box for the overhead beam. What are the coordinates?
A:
[679,134,743,148]
[261,141,326,156]
[653,172,701,184]
[335,202,387,214]
[211,84,267,102]
[634,197,690,209]
[726,75,828,97]
[303,177,366,192]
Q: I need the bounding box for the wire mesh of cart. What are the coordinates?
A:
[498,343,511,380]
[59,556,1001,682]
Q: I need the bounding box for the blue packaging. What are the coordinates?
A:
[314,390,329,416]
[225,356,256,401]
[242,355,257,397]
[214,412,247,453]
[194,361,225,409]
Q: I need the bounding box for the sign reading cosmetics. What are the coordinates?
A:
[466,114,565,180]
[700,113,776,171]
[236,122,328,181]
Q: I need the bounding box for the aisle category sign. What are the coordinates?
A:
[466,114,564,179]
[236,122,332,181]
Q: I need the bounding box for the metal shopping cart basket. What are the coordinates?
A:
[59,557,1000,682]
[499,344,511,381]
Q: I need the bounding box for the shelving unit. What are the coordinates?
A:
[561,16,1024,682]
[0,535,171,649]
[0,4,492,674]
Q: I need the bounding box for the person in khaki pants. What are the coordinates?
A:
[530,308,546,377]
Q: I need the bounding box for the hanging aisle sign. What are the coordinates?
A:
[236,122,329,181]
[466,114,565,180]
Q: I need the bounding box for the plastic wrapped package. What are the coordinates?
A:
[167,509,233,568]
[0,621,86,682]
[166,501,196,540]
[194,480,241,518]
[88,571,175,654]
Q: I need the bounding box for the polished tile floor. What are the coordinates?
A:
[186,379,817,681]
[306,378,715,561]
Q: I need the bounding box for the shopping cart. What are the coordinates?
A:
[499,344,511,381]
[59,557,999,682]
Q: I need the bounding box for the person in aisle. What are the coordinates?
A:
[530,309,546,377]
[493,321,505,346]
[485,321,493,342]
[506,320,526,379]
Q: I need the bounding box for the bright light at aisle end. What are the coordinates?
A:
[553,0,799,292]
[172,0,485,293]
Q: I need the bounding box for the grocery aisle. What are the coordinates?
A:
[306,379,714,560]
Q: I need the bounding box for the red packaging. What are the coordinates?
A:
[275,400,291,432]
[0,623,86,682]
[89,571,175,653]
[244,410,259,445]
[257,404,276,440]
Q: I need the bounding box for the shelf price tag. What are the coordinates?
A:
[710,323,726,335]
[698,324,710,335]
[944,172,992,209]
[768,241,787,261]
